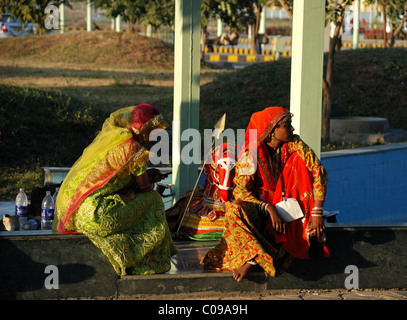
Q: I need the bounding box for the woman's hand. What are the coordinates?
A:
[310,215,325,239]
[310,200,325,238]
[267,205,286,234]
[135,172,154,193]
[147,168,165,183]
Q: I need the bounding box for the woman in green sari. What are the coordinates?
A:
[54,104,177,276]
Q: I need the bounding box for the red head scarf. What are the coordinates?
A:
[130,103,161,134]
[244,106,292,149]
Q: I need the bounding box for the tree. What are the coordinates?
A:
[322,0,354,144]
[204,0,270,53]
[143,0,175,29]
[93,0,149,29]
[365,0,407,47]
[277,0,355,144]
[275,0,293,19]
[0,0,70,35]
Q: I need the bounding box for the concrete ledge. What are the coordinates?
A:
[272,224,407,290]
[118,224,407,298]
[1,224,407,299]
[117,271,268,299]
[0,231,117,300]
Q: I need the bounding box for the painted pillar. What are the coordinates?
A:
[352,0,360,49]
[59,3,65,34]
[259,6,266,53]
[259,6,266,34]
[115,15,121,32]
[172,0,201,201]
[147,24,152,37]
[290,0,325,157]
[87,0,92,32]
[217,18,223,37]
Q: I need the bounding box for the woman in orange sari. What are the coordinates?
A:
[203,107,328,282]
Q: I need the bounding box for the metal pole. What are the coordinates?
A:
[259,6,266,53]
[259,6,266,34]
[353,0,360,49]
[290,0,325,157]
[87,0,92,32]
[115,15,121,32]
[59,3,65,34]
[217,18,223,37]
[172,0,201,202]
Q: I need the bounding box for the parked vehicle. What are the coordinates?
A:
[0,13,36,38]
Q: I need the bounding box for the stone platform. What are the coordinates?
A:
[1,223,407,300]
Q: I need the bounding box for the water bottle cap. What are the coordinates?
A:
[19,188,24,192]
[46,191,51,195]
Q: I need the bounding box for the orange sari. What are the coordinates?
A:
[203,107,328,277]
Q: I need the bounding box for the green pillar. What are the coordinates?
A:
[115,15,121,32]
[59,3,65,34]
[87,0,92,32]
[259,6,266,34]
[147,24,152,37]
[352,0,360,49]
[172,0,201,202]
[289,0,325,157]
[217,18,223,37]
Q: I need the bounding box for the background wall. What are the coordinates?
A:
[321,143,407,223]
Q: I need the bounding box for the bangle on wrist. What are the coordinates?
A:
[247,259,257,265]
[258,201,269,215]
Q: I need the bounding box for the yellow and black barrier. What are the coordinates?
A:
[201,52,290,64]
[204,45,292,57]
[342,41,407,49]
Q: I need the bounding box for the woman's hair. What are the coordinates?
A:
[274,115,292,130]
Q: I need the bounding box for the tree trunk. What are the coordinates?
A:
[201,26,207,55]
[322,79,330,145]
[276,0,293,20]
[251,3,261,53]
[391,12,407,47]
[383,1,389,47]
[322,16,345,145]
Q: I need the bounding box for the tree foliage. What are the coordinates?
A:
[0,0,70,35]
[364,0,407,46]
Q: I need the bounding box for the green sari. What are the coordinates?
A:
[55,105,177,276]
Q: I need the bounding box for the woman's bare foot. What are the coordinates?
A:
[232,262,256,282]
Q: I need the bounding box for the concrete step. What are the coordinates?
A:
[1,223,407,299]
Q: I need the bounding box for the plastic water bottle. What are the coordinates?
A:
[52,188,59,203]
[41,191,54,230]
[15,188,28,227]
[52,187,59,212]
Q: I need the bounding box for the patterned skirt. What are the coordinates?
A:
[74,190,178,276]
[203,200,294,277]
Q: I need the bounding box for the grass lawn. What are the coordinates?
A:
[0,31,406,200]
